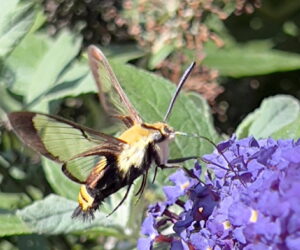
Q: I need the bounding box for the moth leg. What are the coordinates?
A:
[168,157,205,183]
[107,183,132,217]
[152,165,158,183]
[158,156,199,169]
[167,156,199,164]
[159,164,180,169]
[135,170,148,196]
[152,150,178,170]
[135,170,149,204]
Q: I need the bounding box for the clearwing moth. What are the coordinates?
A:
[6,45,197,220]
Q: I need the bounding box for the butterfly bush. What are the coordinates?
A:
[138,136,300,249]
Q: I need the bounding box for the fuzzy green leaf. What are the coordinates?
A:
[236,95,300,139]
[272,114,300,140]
[0,0,35,58]
[7,30,82,110]
[16,194,136,237]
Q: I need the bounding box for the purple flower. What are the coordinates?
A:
[163,169,198,204]
[148,202,167,218]
[137,214,159,250]
[138,137,300,249]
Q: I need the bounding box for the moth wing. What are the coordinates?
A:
[62,144,123,184]
[62,154,104,184]
[88,45,143,125]
[7,112,125,183]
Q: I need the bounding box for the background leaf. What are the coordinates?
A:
[17,235,50,250]
[236,95,300,139]
[0,213,31,236]
[272,115,300,140]
[0,0,35,58]
[148,44,175,69]
[100,44,145,63]
[42,159,78,201]
[7,30,82,111]
[203,42,300,77]
[0,193,31,210]
[13,194,137,239]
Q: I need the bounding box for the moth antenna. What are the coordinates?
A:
[163,62,196,122]
[176,132,245,186]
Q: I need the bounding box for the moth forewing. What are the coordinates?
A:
[88,45,142,125]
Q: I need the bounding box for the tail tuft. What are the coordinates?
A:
[71,206,95,222]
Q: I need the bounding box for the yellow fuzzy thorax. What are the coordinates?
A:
[118,122,166,144]
[116,123,168,175]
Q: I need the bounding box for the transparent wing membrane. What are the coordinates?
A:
[32,114,105,162]
[88,45,142,124]
[8,112,125,183]
[63,154,104,183]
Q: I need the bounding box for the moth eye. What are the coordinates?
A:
[163,126,172,134]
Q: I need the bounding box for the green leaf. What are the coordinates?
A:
[148,44,175,69]
[0,84,22,114]
[28,10,47,34]
[0,191,141,237]
[236,95,300,139]
[0,0,36,58]
[0,193,31,209]
[42,159,78,201]
[234,112,257,139]
[203,42,300,77]
[0,240,16,250]
[272,114,300,140]
[0,212,31,236]
[100,44,145,63]
[17,235,50,250]
[37,58,96,103]
[25,31,82,105]
[7,30,82,110]
[6,33,51,96]
[16,194,135,237]
[186,92,218,135]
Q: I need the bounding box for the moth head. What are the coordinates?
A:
[145,122,175,142]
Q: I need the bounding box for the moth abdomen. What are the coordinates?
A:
[72,185,100,220]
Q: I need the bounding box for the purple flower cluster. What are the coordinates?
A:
[138,137,300,249]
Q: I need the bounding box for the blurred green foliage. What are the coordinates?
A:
[0,0,300,249]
